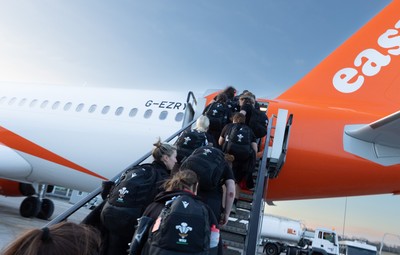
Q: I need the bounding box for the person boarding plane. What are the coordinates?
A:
[0,0,400,222]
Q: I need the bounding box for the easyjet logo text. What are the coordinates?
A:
[333,19,400,93]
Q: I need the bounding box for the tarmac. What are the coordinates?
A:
[0,195,268,255]
[0,195,92,252]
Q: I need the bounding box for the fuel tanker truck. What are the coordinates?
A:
[261,214,339,255]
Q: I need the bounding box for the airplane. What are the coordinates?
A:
[0,84,214,219]
[261,0,400,201]
[0,0,400,221]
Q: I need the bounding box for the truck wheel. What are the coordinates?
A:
[264,243,279,255]
[310,252,323,255]
[288,247,298,255]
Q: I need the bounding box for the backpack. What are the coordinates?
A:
[223,124,253,161]
[226,98,240,114]
[204,102,229,131]
[248,108,268,138]
[100,164,159,248]
[180,146,225,191]
[175,130,208,163]
[107,163,158,208]
[148,194,211,255]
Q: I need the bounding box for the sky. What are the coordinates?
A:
[0,0,399,246]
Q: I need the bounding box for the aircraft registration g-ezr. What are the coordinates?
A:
[0,0,400,220]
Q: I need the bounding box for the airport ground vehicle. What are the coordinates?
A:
[339,240,377,255]
[261,214,339,255]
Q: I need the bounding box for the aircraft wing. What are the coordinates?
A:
[343,110,400,166]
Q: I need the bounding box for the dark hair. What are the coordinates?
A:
[223,86,236,99]
[152,138,177,161]
[215,93,228,103]
[2,222,101,255]
[232,112,246,123]
[165,170,198,192]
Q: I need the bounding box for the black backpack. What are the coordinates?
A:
[223,124,253,160]
[226,98,240,114]
[175,130,208,163]
[180,146,225,191]
[107,163,158,209]
[248,108,268,138]
[148,194,211,255]
[100,164,159,250]
[204,102,229,131]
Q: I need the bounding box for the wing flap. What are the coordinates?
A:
[343,110,400,166]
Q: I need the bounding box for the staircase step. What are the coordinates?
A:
[229,208,250,220]
[220,155,265,255]
[221,219,247,235]
[221,231,245,249]
[237,200,252,210]
[223,247,243,255]
[239,190,254,201]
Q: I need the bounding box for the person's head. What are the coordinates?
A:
[1,221,101,255]
[223,86,236,99]
[164,169,199,194]
[239,92,255,106]
[152,138,177,171]
[232,112,246,124]
[215,93,228,103]
[194,115,210,132]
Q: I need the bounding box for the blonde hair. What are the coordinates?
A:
[152,138,176,161]
[164,170,198,192]
[194,115,210,132]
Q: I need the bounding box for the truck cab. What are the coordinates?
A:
[310,228,339,255]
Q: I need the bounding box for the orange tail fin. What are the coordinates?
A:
[277,1,400,115]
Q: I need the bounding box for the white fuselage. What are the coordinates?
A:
[0,83,209,192]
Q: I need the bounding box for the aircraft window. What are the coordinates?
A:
[175,112,184,122]
[129,108,138,117]
[52,101,60,110]
[18,98,27,106]
[159,110,168,120]
[29,99,38,107]
[8,97,17,105]
[40,100,49,108]
[144,109,152,119]
[64,102,72,111]
[76,103,84,112]
[0,96,6,104]
[115,107,124,116]
[102,106,110,114]
[88,104,97,113]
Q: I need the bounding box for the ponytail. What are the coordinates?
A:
[164,170,198,192]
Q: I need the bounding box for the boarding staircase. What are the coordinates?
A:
[45,92,293,255]
[220,108,293,255]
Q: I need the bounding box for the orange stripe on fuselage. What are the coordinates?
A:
[0,126,106,180]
